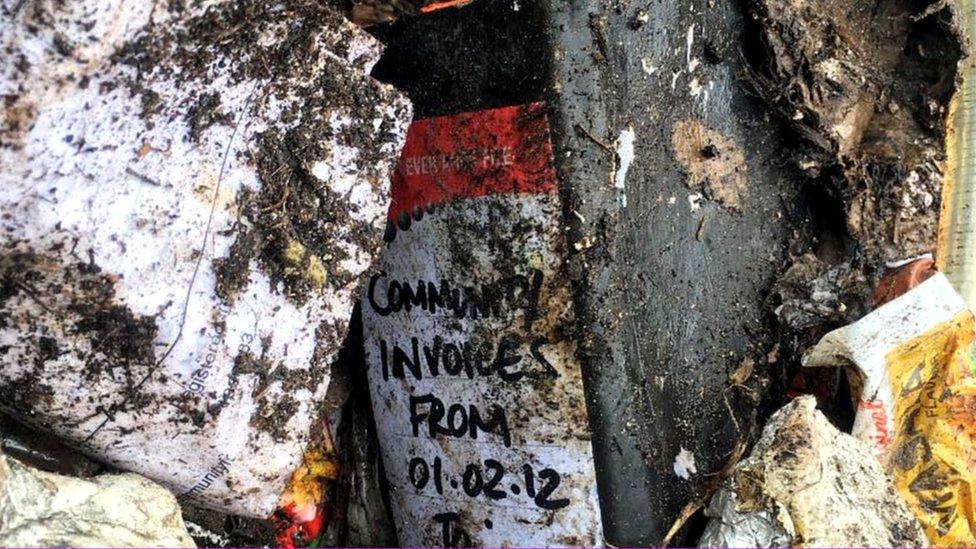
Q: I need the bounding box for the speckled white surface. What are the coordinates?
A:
[0,0,410,517]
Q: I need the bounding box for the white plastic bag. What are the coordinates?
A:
[0,0,410,517]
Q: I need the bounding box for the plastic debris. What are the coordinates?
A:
[699,396,928,548]
[872,256,937,307]
[0,453,195,547]
[804,273,976,546]
[361,103,603,546]
[272,428,341,548]
[771,253,870,335]
[699,486,791,548]
[0,0,410,518]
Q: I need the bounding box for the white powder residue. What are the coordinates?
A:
[641,57,658,75]
[614,126,635,208]
[674,447,698,479]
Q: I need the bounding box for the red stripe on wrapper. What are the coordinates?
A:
[388,103,557,220]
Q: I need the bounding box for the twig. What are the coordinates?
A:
[574,123,617,187]
[260,183,290,214]
[721,389,741,437]
[575,123,614,154]
[125,166,166,187]
[660,407,756,547]
[14,280,54,314]
[696,215,707,242]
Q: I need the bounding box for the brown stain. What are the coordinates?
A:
[136,140,153,157]
[1,97,38,149]
[671,119,748,212]
[191,171,236,213]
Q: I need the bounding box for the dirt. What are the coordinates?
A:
[671,119,749,212]
[0,14,36,151]
[0,239,337,513]
[181,504,276,547]
[113,1,358,88]
[770,252,871,343]
[7,0,405,310]
[747,0,964,263]
[231,328,333,443]
[0,94,36,151]
[185,92,233,143]
[251,394,300,444]
[236,130,373,303]
[0,250,162,429]
[212,228,257,302]
[71,298,158,382]
[108,0,408,306]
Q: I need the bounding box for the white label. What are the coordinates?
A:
[362,104,603,547]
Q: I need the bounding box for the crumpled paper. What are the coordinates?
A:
[698,396,927,548]
[0,453,195,547]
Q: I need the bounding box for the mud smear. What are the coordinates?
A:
[672,120,748,212]
[185,92,233,144]
[112,0,407,304]
[0,250,161,429]
[0,95,36,151]
[747,0,964,263]
[231,344,330,443]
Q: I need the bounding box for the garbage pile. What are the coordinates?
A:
[699,396,928,548]
[1,0,976,547]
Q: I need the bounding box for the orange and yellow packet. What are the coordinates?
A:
[804,273,976,546]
